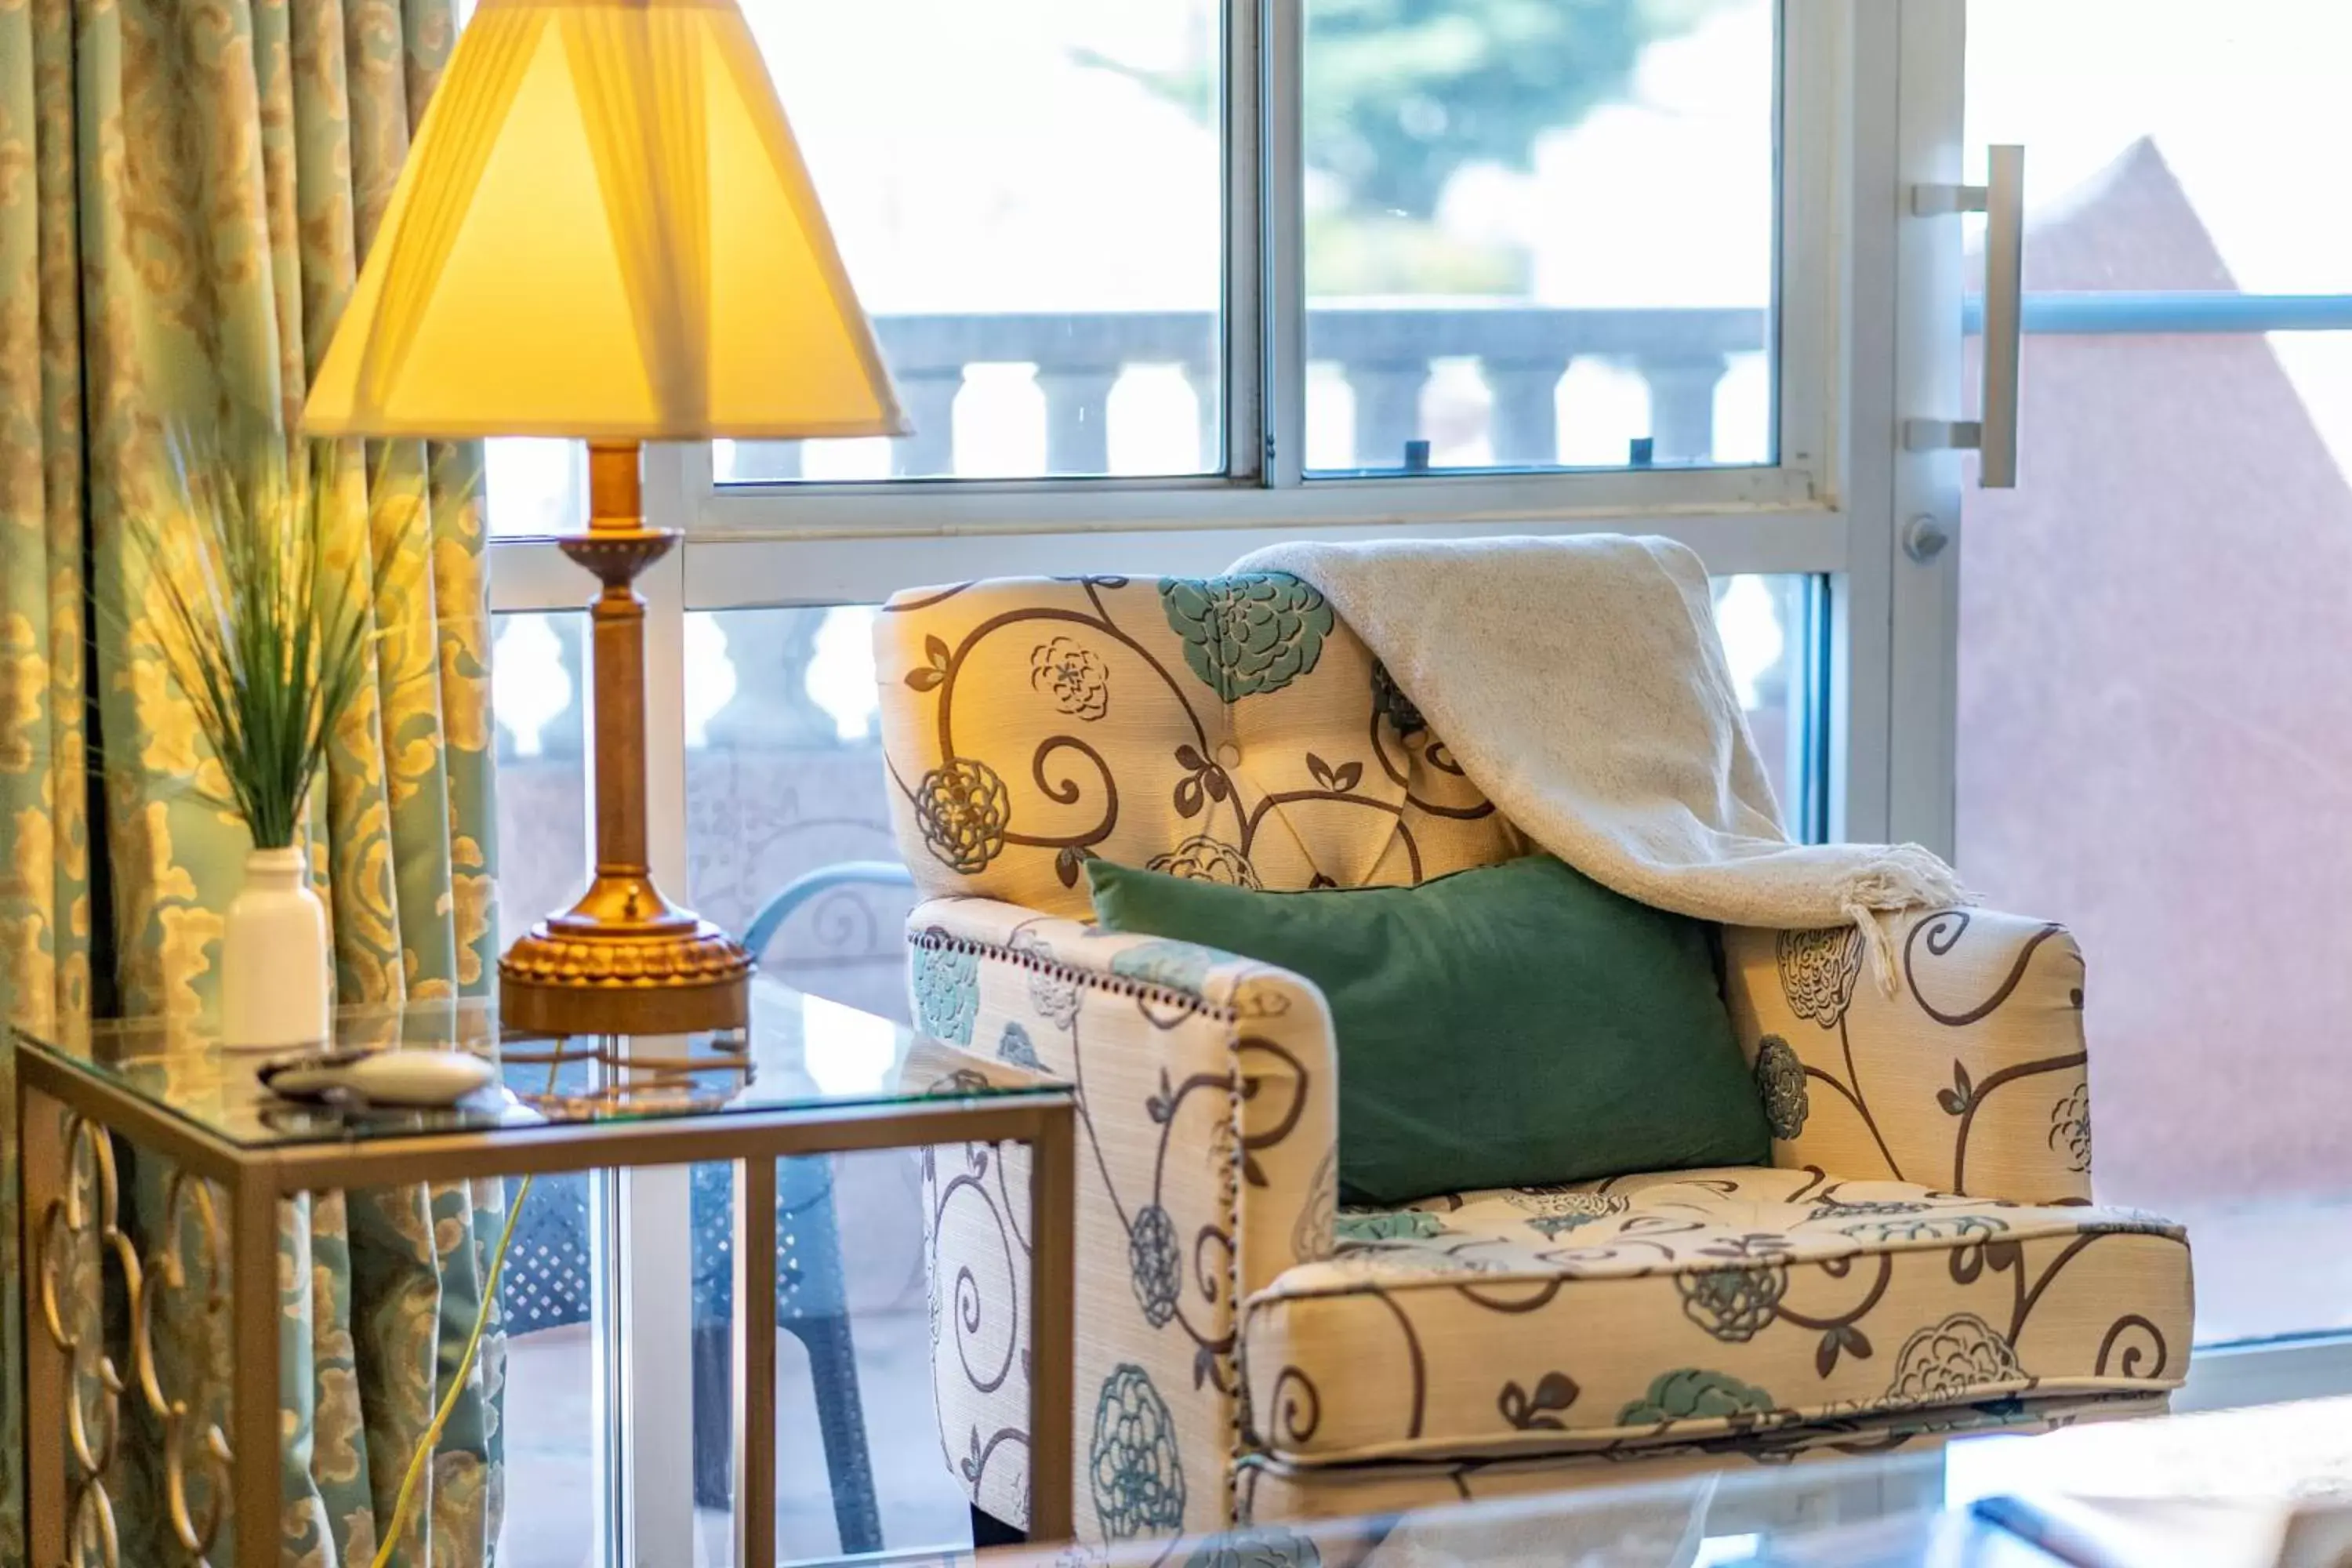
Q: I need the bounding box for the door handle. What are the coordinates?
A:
[1907,143,2024,488]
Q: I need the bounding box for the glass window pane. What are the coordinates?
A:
[686,605,913,1021]
[485,437,584,540]
[719,1,1225,485]
[491,610,608,1565]
[1962,0,2352,1351]
[1302,0,1777,475]
[684,610,964,1557]
[1715,574,1820,840]
[492,612,589,953]
[1967,0,2352,295]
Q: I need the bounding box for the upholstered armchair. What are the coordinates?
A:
[873,573,2192,1543]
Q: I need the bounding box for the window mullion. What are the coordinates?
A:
[617,446,701,1568]
[1224,0,1265,485]
[485,535,594,613]
[1775,0,1836,488]
[1259,0,1305,488]
[673,436,715,500]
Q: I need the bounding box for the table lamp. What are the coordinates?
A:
[304,0,906,1036]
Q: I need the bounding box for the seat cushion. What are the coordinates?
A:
[1240,1167,2191,1466]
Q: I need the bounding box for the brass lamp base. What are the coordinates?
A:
[498,438,756,1038]
[498,893,753,1038]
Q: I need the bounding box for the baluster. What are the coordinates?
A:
[550,612,589,758]
[1341,361,1432,470]
[1633,354,1731,466]
[1035,365,1120,475]
[703,610,833,750]
[1183,362,1221,472]
[1483,358,1570,467]
[893,368,964,477]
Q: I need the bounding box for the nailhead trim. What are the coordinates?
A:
[908,927,1242,1024]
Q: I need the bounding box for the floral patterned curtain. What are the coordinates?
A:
[1,1,505,1561]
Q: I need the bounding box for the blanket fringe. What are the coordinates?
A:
[1837,844,1971,995]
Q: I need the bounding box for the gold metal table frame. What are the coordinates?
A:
[14,1022,1077,1568]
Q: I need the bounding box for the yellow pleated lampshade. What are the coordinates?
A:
[303,0,906,441]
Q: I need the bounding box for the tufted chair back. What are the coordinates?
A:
[873,573,1525,913]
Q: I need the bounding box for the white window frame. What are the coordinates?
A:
[484,5,1953,1561]
[1882,0,1970,860]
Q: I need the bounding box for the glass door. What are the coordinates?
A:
[1913,0,2352,1349]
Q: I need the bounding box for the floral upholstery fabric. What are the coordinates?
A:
[1241,1169,2189,1467]
[908,898,1338,1538]
[876,574,2191,1541]
[1725,914,2095,1204]
[877,575,1522,918]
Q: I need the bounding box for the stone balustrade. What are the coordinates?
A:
[729,302,1765,477]
[1306,302,1762,469]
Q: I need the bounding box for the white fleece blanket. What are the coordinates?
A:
[1233,534,1965,982]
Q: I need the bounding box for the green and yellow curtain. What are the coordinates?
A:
[2,1,504,1560]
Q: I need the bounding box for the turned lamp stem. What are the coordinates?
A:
[495,441,754,1036]
[585,441,658,902]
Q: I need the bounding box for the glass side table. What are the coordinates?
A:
[12,978,1076,1568]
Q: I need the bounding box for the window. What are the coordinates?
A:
[1718,575,1825,835]
[685,606,911,1024]
[492,612,588,946]
[694,0,1826,538]
[720,0,1226,485]
[1301,0,1779,474]
[705,0,1787,491]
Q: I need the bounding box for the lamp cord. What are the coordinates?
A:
[368,1053,561,1568]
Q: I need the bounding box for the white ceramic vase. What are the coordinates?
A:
[220,846,331,1051]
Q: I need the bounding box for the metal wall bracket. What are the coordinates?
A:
[1904,418,1984,452]
[1911,182,1990,216]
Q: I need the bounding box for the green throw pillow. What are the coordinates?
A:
[1086,855,1769,1206]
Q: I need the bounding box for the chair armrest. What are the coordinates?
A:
[909,895,1338,1534]
[1722,908,2093,1205]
